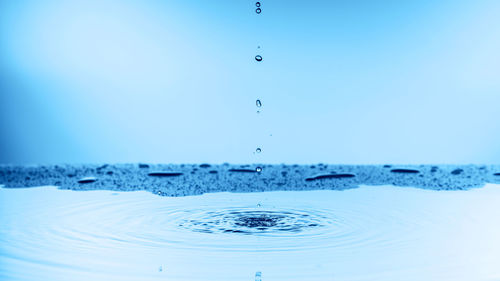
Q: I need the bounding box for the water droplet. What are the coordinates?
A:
[256,148,261,153]
[256,99,262,107]
[148,172,183,177]
[159,266,163,272]
[390,169,420,174]
[255,271,262,281]
[255,8,261,14]
[257,203,261,207]
[255,2,261,8]
[255,55,262,62]
[77,177,97,184]
[256,167,262,173]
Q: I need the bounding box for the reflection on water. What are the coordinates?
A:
[1,185,500,280]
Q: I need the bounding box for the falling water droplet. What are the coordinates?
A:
[159,266,163,272]
[255,2,261,8]
[256,8,262,14]
[256,148,262,153]
[257,203,261,207]
[255,55,262,62]
[255,271,262,281]
[256,99,262,107]
[256,167,262,173]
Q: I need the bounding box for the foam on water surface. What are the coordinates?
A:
[2,164,500,197]
[1,183,500,281]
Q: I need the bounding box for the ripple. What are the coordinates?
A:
[178,208,330,235]
[3,185,500,280]
[0,188,430,255]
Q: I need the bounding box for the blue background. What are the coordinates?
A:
[1,0,499,165]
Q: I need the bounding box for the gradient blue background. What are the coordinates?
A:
[1,0,499,165]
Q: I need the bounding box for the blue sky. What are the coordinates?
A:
[1,0,500,164]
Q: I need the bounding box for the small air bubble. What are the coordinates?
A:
[256,167,262,173]
[255,55,262,62]
[256,148,261,153]
[255,2,261,8]
[256,8,261,14]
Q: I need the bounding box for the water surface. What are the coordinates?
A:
[1,184,500,280]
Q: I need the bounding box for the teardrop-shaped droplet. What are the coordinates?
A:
[256,99,262,107]
[255,55,262,62]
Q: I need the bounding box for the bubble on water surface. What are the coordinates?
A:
[256,166,262,173]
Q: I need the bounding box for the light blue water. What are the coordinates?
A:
[1,185,500,281]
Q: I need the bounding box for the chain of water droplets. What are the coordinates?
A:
[255,1,263,175]
[254,2,263,280]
